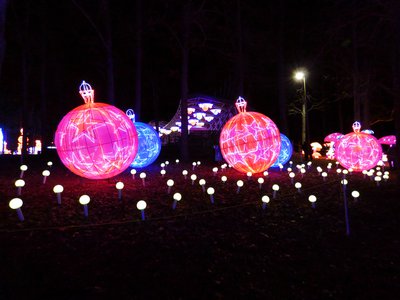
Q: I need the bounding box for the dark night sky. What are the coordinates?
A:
[0,0,397,147]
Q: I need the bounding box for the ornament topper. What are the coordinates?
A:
[79,81,95,103]
[235,97,247,113]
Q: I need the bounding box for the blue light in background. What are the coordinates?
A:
[271,133,293,168]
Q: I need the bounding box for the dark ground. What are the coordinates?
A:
[0,153,399,299]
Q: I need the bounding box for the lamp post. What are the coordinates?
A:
[294,70,307,145]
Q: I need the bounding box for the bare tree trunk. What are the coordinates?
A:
[235,0,244,96]
[277,0,288,134]
[39,0,47,154]
[0,0,8,78]
[180,2,190,162]
[134,0,143,121]
[102,0,115,105]
[352,2,361,122]
[391,3,400,173]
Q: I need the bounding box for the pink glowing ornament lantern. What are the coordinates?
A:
[335,121,382,172]
[54,81,138,179]
[219,97,281,174]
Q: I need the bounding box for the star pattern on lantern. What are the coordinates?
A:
[336,123,382,172]
[55,91,138,180]
[219,100,281,174]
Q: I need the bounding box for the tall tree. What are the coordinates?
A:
[0,0,8,78]
[180,1,191,162]
[72,0,115,104]
[134,0,143,121]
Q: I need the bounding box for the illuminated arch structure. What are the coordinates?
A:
[159,95,237,142]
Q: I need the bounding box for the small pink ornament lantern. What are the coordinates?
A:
[219,97,281,174]
[54,81,138,179]
[335,121,382,172]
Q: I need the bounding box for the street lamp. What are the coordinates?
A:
[294,70,307,145]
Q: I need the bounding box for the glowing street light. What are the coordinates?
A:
[294,69,308,144]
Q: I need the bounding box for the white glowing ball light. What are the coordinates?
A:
[246,172,252,180]
[199,179,206,193]
[351,190,360,201]
[182,170,188,179]
[136,200,147,220]
[308,195,317,209]
[191,174,197,185]
[9,198,24,221]
[261,195,270,210]
[42,170,50,184]
[295,182,302,193]
[272,184,279,199]
[236,180,244,194]
[15,179,25,196]
[19,165,28,178]
[116,181,124,200]
[212,167,218,176]
[321,172,328,181]
[167,179,174,194]
[47,161,53,167]
[257,177,264,189]
[207,187,215,204]
[79,195,90,217]
[140,172,146,187]
[130,169,137,179]
[172,192,182,210]
[374,176,381,186]
[53,184,64,205]
[220,176,227,184]
[289,172,295,184]
[160,169,166,177]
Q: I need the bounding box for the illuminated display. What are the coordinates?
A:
[335,121,382,172]
[126,110,161,168]
[271,134,293,167]
[54,81,138,179]
[219,97,281,174]
[378,135,396,145]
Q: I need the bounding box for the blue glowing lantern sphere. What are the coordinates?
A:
[271,134,293,167]
[130,122,161,168]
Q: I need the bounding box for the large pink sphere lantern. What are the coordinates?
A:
[335,121,382,172]
[219,97,281,174]
[54,81,138,179]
